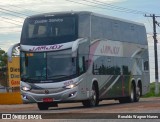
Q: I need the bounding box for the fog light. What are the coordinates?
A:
[23,95,28,100]
[69,91,77,97]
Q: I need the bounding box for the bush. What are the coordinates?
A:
[143,82,160,97]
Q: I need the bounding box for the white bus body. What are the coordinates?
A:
[8,11,150,110]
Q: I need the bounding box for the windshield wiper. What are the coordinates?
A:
[35,76,46,80]
[47,75,69,79]
[22,76,46,81]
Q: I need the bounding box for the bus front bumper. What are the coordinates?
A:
[21,87,79,103]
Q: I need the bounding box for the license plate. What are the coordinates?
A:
[43,98,53,102]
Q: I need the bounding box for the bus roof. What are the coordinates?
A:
[27,11,144,26]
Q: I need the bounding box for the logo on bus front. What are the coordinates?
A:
[29,45,63,52]
[44,90,49,94]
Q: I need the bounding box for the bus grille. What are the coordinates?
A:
[30,88,65,94]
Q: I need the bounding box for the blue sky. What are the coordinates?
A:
[0,0,160,82]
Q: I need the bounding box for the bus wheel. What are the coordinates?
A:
[119,82,135,103]
[82,84,99,107]
[134,83,141,102]
[129,82,135,102]
[37,103,49,110]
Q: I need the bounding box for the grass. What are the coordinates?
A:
[143,82,160,97]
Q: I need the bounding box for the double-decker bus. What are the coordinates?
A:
[8,11,150,110]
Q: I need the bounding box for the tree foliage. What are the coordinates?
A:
[0,49,7,86]
[0,49,7,67]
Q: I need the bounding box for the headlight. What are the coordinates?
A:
[20,81,31,91]
[65,84,75,89]
[22,86,31,91]
[63,81,80,89]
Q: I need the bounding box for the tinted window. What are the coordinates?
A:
[21,15,78,45]
[20,50,77,83]
[144,60,149,71]
[47,53,76,79]
[23,17,76,39]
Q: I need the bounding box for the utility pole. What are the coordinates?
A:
[145,14,160,95]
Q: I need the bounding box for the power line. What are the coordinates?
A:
[66,0,149,15]
[66,0,116,11]
[0,6,26,27]
[0,16,23,23]
[0,10,25,19]
[67,0,160,45]
[0,26,20,28]
[5,4,41,14]
[66,0,143,14]
[0,7,28,16]
[0,18,22,26]
[0,4,43,15]
[146,17,153,30]
[82,0,148,15]
[156,21,160,34]
[145,14,160,95]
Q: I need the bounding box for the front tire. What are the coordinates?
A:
[37,103,49,110]
[82,84,99,107]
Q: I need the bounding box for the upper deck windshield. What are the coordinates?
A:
[21,15,78,45]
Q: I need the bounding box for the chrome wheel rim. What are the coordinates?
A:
[91,89,96,106]
[131,86,134,101]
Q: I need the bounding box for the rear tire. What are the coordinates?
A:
[119,97,129,103]
[129,82,135,102]
[134,83,141,102]
[82,84,99,107]
[119,82,135,103]
[37,103,49,110]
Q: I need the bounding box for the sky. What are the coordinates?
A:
[0,0,160,82]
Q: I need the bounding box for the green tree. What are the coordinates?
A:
[0,49,7,86]
[0,49,7,67]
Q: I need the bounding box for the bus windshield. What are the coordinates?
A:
[20,52,77,82]
[21,16,78,45]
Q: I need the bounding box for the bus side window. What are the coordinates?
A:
[78,56,85,74]
[143,60,149,71]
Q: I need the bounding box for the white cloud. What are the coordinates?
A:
[0,20,22,34]
[94,0,126,3]
[0,0,126,35]
[0,40,19,51]
[0,0,127,13]
[0,27,21,34]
